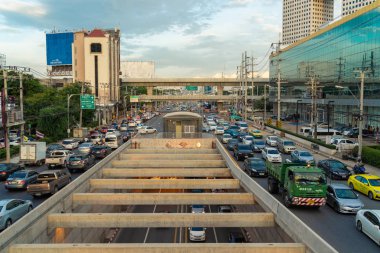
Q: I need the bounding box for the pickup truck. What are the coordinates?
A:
[27,169,71,197]
[45,150,72,168]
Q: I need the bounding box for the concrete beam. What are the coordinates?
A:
[90,179,240,190]
[72,193,254,205]
[48,213,274,228]
[125,149,218,154]
[119,154,223,160]
[102,168,232,178]
[10,244,306,253]
[112,160,226,168]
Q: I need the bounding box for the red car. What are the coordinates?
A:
[100,127,108,134]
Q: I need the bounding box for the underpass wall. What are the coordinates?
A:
[216,139,338,253]
[0,141,131,253]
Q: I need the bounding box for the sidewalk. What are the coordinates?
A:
[0,155,20,164]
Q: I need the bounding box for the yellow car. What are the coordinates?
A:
[347,174,380,200]
[249,129,263,139]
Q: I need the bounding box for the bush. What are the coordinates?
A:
[361,146,380,168]
[265,124,336,150]
[0,146,20,160]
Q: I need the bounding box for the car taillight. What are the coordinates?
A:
[101,149,106,153]
[0,172,6,175]
[19,180,26,184]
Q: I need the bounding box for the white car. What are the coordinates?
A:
[191,205,205,213]
[266,136,278,147]
[222,134,232,144]
[209,122,217,131]
[138,126,157,134]
[215,126,224,135]
[262,147,282,163]
[356,209,380,245]
[106,129,120,137]
[188,227,206,242]
[119,124,128,131]
[242,136,254,145]
[62,139,79,150]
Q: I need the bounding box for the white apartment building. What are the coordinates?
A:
[342,0,377,16]
[282,0,334,45]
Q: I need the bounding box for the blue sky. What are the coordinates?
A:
[0,0,342,78]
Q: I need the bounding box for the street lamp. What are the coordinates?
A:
[327,101,334,133]
[67,94,81,138]
[296,100,302,134]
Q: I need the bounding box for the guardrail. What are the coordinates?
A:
[133,132,214,139]
[216,139,338,253]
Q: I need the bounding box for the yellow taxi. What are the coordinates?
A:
[347,174,380,200]
[249,129,263,139]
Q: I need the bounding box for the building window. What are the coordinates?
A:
[91,43,102,53]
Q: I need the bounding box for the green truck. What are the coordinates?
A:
[267,162,327,208]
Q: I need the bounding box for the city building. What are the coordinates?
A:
[46,31,74,77]
[282,0,334,45]
[270,1,380,130]
[342,0,376,16]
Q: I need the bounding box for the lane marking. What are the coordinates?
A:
[209,205,218,243]
[173,204,179,243]
[143,189,161,243]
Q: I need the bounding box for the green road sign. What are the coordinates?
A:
[130,95,139,102]
[80,94,95,110]
[186,86,198,91]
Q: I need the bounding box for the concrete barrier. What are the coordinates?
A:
[125,149,218,154]
[102,168,232,178]
[112,160,226,168]
[131,138,214,149]
[119,153,223,160]
[216,139,338,253]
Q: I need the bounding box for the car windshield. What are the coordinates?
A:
[294,172,325,185]
[254,141,265,145]
[284,141,295,146]
[0,205,3,212]
[10,171,27,178]
[335,188,358,199]
[228,139,238,144]
[69,156,82,161]
[299,151,312,157]
[80,144,91,147]
[268,149,279,154]
[249,160,265,166]
[245,136,253,140]
[238,145,251,150]
[62,140,73,144]
[191,227,204,231]
[240,123,248,127]
[223,134,231,138]
[92,146,106,150]
[369,179,380,186]
[91,136,99,139]
[329,161,346,170]
[230,126,239,129]
[217,127,223,130]
[105,137,116,142]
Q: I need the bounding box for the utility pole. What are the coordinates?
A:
[79,82,84,128]
[244,51,248,122]
[277,63,281,127]
[264,84,267,123]
[19,72,24,144]
[307,73,319,139]
[2,69,10,162]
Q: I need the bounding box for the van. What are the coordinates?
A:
[277,139,296,154]
[300,127,311,136]
[309,128,341,137]
[104,134,118,149]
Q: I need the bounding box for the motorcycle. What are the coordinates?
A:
[353,164,366,174]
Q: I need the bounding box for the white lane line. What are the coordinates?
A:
[209,205,218,243]
[143,189,161,243]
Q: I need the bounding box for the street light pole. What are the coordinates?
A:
[327,101,334,134]
[67,94,80,138]
[358,71,365,160]
[296,100,302,134]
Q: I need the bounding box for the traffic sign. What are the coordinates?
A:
[80,94,95,110]
[186,86,198,91]
[130,95,139,102]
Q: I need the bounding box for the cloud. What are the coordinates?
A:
[0,0,47,17]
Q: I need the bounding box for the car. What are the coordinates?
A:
[61,139,79,150]
[235,121,249,132]
[227,125,240,132]
[121,133,131,143]
[136,123,145,130]
[241,135,254,145]
[0,163,24,181]
[209,122,217,131]
[348,174,380,200]
[233,144,254,161]
[228,232,246,243]
[326,184,364,213]
[317,159,352,180]
[266,136,278,147]
[119,124,128,131]
[188,227,206,241]
[331,138,358,150]
[218,205,232,213]
[166,107,171,110]
[138,126,157,134]
[277,139,297,154]
[222,134,232,144]
[66,154,95,172]
[215,126,224,135]
[91,145,113,159]
[227,139,239,150]
[237,132,248,142]
[355,209,380,245]
[77,142,94,155]
[262,147,282,163]
[0,199,33,230]
[251,140,266,152]
[202,124,211,132]
[243,157,267,177]
[222,122,230,130]
[126,128,137,137]
[290,150,315,165]
[191,205,205,213]
[89,133,102,145]
[100,127,108,134]
[106,129,120,137]
[46,143,65,156]
[249,129,263,139]
[4,170,39,190]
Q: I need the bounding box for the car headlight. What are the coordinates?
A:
[375,190,380,194]
[250,169,257,172]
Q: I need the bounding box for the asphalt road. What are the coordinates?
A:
[146,113,380,252]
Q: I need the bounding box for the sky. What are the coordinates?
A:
[0,0,342,78]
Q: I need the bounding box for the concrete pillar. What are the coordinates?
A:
[146,102,153,112]
[217,85,223,95]
[217,102,224,112]
[147,86,153,96]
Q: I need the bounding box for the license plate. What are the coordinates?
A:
[35,193,41,196]
[245,156,248,158]
[307,199,315,205]
[259,173,264,176]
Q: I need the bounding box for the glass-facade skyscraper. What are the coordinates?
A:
[270,1,380,129]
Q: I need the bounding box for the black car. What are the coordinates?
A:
[243,158,267,177]
[228,232,246,243]
[46,143,65,156]
[66,154,95,173]
[233,144,254,161]
[237,132,248,142]
[91,145,113,159]
[0,163,24,181]
[317,159,351,180]
[121,133,131,143]
[227,139,239,151]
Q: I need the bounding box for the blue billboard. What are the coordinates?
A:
[46,32,74,66]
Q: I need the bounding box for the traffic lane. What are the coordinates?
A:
[218,136,380,253]
[146,204,178,243]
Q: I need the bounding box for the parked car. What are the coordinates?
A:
[27,169,71,197]
[242,135,254,145]
[138,126,157,134]
[318,159,351,180]
[326,184,363,213]
[277,139,296,154]
[91,145,113,159]
[262,147,282,163]
[243,157,267,177]
[266,136,278,147]
[348,174,380,200]
[222,134,232,144]
[355,209,380,245]
[0,163,24,181]
[61,139,79,150]
[228,232,246,243]
[66,154,95,172]
[77,142,94,155]
[290,150,315,165]
[227,139,239,151]
[251,140,266,152]
[0,199,33,230]
[188,227,206,242]
[233,144,254,161]
[215,126,224,135]
[332,138,358,150]
[4,170,39,190]
[249,129,263,139]
[46,143,65,156]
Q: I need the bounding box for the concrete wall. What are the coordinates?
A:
[131,138,215,149]
[216,139,338,253]
[0,141,131,253]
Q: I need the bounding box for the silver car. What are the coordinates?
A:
[0,199,33,230]
[326,184,364,214]
[77,142,94,154]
